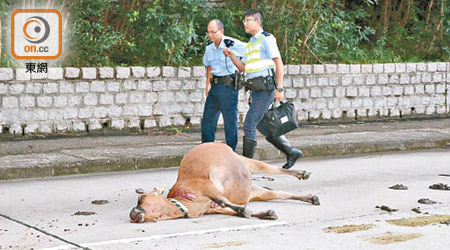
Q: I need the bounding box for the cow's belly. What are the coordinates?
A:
[210,162,253,205]
[223,178,252,205]
[179,142,254,205]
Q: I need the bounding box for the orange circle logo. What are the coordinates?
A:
[23,16,50,44]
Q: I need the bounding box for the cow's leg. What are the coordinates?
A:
[205,206,278,220]
[240,156,310,180]
[200,182,251,218]
[249,185,320,205]
[205,207,237,216]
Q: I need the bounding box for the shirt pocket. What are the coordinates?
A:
[207,53,217,65]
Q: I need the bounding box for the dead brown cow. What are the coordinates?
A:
[130,142,319,222]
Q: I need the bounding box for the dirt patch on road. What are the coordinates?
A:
[360,232,423,245]
[206,241,248,248]
[429,183,450,191]
[388,184,408,190]
[91,200,109,205]
[386,215,450,227]
[417,198,438,204]
[323,224,375,234]
[73,211,96,216]
[376,205,398,212]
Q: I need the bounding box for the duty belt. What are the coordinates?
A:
[211,75,234,86]
[245,75,275,92]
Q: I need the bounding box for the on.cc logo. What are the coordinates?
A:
[23,16,51,44]
[11,9,62,59]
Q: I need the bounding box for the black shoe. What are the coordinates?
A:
[243,137,257,159]
[283,148,303,169]
[266,135,303,169]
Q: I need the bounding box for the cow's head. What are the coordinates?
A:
[129,187,167,223]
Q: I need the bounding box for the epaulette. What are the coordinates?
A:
[262,31,271,37]
[206,40,213,46]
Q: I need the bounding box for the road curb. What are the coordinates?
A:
[2,138,449,181]
[295,139,450,158]
[0,155,184,181]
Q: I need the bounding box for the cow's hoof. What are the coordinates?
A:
[261,210,278,220]
[239,206,251,219]
[312,195,320,206]
[297,171,311,180]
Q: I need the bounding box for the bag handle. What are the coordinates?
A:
[269,99,287,109]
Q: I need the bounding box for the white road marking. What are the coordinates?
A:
[38,221,289,250]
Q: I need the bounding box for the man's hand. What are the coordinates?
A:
[223,47,234,57]
[206,84,211,97]
[205,66,212,97]
[274,90,283,101]
[272,57,284,102]
[224,47,245,72]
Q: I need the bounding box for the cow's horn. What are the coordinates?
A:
[152,187,165,196]
[135,188,145,194]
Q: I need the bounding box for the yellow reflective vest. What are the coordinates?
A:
[245,34,276,73]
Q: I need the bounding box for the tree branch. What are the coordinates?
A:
[383,0,390,32]
[401,0,411,28]
[305,43,323,64]
[425,0,434,32]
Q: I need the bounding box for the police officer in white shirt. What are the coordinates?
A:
[202,19,247,151]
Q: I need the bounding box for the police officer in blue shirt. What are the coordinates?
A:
[202,19,247,151]
[224,10,303,169]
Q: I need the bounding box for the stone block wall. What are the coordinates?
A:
[285,63,449,121]
[0,62,449,135]
[0,66,206,135]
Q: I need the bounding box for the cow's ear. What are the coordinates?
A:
[136,188,146,194]
[151,187,165,196]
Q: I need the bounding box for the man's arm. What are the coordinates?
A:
[273,57,284,101]
[206,66,212,96]
[223,47,245,73]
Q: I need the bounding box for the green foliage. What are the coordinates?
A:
[346,0,450,63]
[0,0,448,66]
[0,0,12,66]
[130,0,210,66]
[64,0,124,66]
[64,0,210,66]
[219,0,448,64]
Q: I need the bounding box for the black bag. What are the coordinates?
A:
[264,101,299,138]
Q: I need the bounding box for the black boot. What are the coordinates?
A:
[243,137,257,159]
[266,135,302,169]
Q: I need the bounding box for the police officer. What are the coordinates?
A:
[201,19,247,151]
[224,10,302,169]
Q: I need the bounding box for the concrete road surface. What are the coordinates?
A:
[1,149,450,250]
